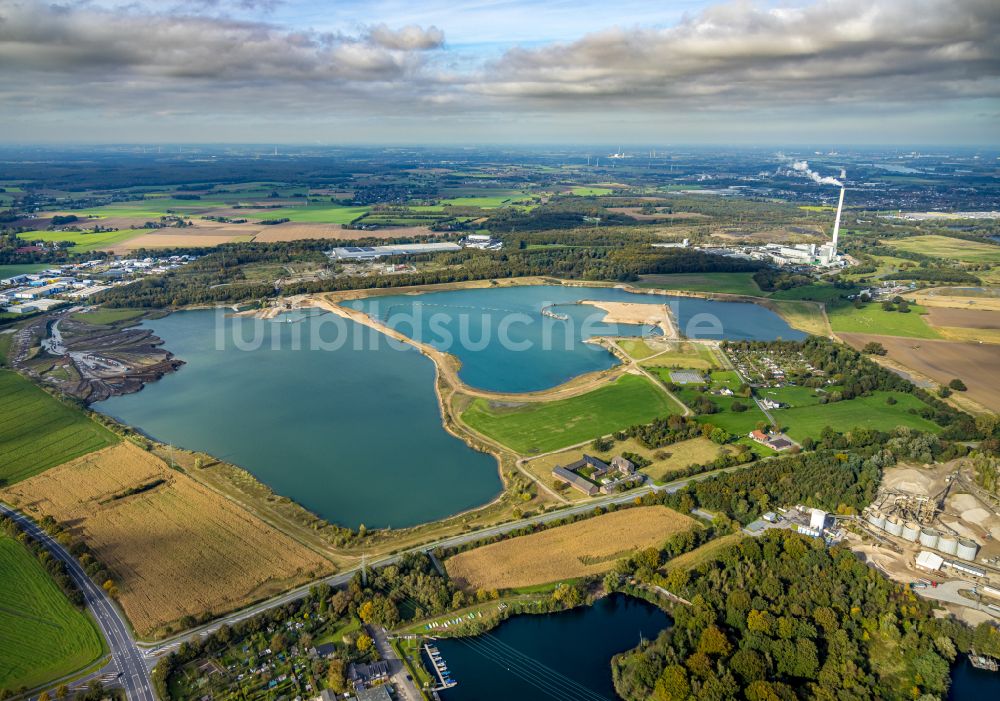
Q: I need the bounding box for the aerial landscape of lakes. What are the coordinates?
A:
[97,284,805,529]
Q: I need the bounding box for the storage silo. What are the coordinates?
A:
[919,527,939,549]
[902,522,920,542]
[885,516,904,537]
[866,511,886,530]
[956,538,979,562]
[937,534,958,556]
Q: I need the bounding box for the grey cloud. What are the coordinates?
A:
[368,23,444,51]
[0,1,441,83]
[472,0,1000,108]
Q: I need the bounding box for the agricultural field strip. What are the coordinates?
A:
[0,505,155,701]
[2,442,331,638]
[444,506,697,591]
[0,535,105,692]
[136,457,762,654]
[0,371,119,484]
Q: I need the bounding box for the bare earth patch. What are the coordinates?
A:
[254,223,437,241]
[925,307,1000,330]
[580,300,677,337]
[839,333,1000,412]
[445,506,696,591]
[2,442,331,638]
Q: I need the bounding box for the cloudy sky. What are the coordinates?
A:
[1,0,997,144]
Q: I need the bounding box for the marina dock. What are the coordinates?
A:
[424,643,458,690]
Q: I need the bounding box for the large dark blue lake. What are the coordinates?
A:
[95,309,502,529]
[347,285,804,392]
[433,594,671,701]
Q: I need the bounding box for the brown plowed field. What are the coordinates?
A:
[926,307,1000,329]
[2,442,331,638]
[838,333,1000,412]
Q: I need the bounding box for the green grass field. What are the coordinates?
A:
[570,187,614,196]
[0,263,51,279]
[20,229,145,253]
[618,339,658,360]
[768,283,848,303]
[641,343,719,370]
[638,272,761,296]
[462,374,675,454]
[774,391,940,442]
[883,235,1000,263]
[828,302,940,338]
[252,204,369,223]
[757,385,827,408]
[0,536,105,692]
[0,371,119,485]
[71,308,146,326]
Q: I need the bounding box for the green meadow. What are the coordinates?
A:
[773,392,940,442]
[462,374,675,454]
[570,186,615,196]
[883,235,1000,263]
[638,272,762,296]
[827,302,940,338]
[0,370,119,485]
[21,229,146,253]
[0,263,51,279]
[0,536,105,692]
[71,308,146,326]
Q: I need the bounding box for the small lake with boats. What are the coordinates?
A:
[433,594,670,701]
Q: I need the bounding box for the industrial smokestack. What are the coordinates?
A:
[831,186,845,253]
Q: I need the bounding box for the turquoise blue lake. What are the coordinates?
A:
[347,285,805,392]
[95,285,803,528]
[95,309,502,529]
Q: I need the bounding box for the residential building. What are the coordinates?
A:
[611,456,635,475]
[552,466,599,496]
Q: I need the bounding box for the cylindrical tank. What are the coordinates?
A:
[938,534,958,556]
[919,527,940,549]
[885,516,904,537]
[957,538,979,562]
[902,522,920,542]
[867,511,886,530]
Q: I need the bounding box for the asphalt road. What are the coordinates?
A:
[141,461,749,656]
[0,504,157,701]
[1,458,753,700]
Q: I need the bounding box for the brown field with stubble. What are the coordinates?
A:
[926,307,1000,329]
[445,506,697,591]
[254,223,436,241]
[839,333,1000,412]
[2,442,331,638]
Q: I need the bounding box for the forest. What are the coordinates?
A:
[612,530,1000,701]
[96,243,762,308]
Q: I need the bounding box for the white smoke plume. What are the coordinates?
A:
[791,159,842,187]
[777,154,842,187]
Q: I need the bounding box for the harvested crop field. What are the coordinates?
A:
[445,506,696,591]
[108,231,251,252]
[253,223,435,241]
[925,307,1000,329]
[839,333,1000,412]
[2,442,331,638]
